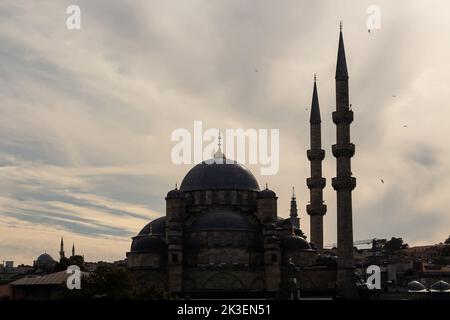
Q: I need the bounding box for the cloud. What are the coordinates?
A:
[1,0,450,264]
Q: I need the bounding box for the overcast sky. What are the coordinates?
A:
[1,0,450,265]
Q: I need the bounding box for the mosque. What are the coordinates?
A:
[33,237,83,273]
[127,25,357,299]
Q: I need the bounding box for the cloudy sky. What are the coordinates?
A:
[1,0,449,265]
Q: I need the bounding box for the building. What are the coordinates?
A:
[127,26,357,298]
[0,261,34,300]
[9,270,88,300]
[405,244,449,264]
[127,147,317,298]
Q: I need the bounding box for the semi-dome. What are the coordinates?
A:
[131,235,166,252]
[430,280,450,292]
[190,210,256,231]
[408,281,426,292]
[36,253,56,266]
[138,217,166,236]
[179,155,260,192]
[281,235,312,251]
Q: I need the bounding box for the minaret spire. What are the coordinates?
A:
[310,74,321,124]
[72,243,75,257]
[307,75,327,249]
[290,187,299,229]
[336,24,349,80]
[332,25,357,299]
[59,236,65,260]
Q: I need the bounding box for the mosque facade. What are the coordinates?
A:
[127,27,356,298]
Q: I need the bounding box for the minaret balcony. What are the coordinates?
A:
[306,204,327,216]
[307,149,325,161]
[332,110,353,124]
[332,143,355,158]
[332,177,356,191]
[307,177,326,189]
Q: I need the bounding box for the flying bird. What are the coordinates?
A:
[403,125,408,128]
[381,179,385,184]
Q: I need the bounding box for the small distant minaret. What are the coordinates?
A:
[290,187,300,229]
[332,22,357,299]
[59,236,65,260]
[306,74,327,249]
[72,243,75,257]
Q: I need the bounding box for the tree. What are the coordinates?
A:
[54,256,85,272]
[384,237,408,254]
[66,265,135,299]
[63,265,171,300]
[54,257,70,272]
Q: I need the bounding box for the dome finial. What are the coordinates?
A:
[265,182,268,190]
[213,129,226,162]
[292,186,295,198]
[175,182,178,190]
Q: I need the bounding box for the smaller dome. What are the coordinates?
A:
[138,217,166,236]
[166,188,185,199]
[258,187,276,199]
[281,235,311,251]
[131,235,166,252]
[430,280,450,292]
[408,281,426,292]
[36,253,56,266]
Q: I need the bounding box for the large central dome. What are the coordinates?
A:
[179,154,260,192]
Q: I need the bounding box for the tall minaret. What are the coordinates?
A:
[72,243,75,257]
[306,74,327,249]
[332,23,357,299]
[59,236,65,260]
[290,187,299,229]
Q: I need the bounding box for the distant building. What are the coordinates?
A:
[405,244,449,264]
[9,270,88,300]
[0,261,34,300]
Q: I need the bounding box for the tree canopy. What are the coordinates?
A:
[63,265,171,300]
[384,237,409,254]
